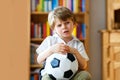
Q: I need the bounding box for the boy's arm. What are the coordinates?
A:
[69,48,88,70]
[37,48,53,64]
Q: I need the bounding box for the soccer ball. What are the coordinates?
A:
[44,53,78,80]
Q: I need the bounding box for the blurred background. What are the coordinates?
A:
[0,0,120,80]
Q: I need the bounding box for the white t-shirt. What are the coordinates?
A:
[36,33,89,75]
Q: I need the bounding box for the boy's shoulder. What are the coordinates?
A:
[45,35,57,40]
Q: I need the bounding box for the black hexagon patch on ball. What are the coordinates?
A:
[49,74,56,80]
[67,53,75,62]
[64,70,73,78]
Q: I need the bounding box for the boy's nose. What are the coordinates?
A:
[62,24,67,28]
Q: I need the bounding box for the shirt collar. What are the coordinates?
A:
[53,33,79,42]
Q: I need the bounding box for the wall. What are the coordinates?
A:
[89,0,106,80]
[0,0,30,80]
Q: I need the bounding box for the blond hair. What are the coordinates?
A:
[48,6,76,29]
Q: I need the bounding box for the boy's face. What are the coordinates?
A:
[54,18,75,39]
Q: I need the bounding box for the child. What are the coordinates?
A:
[36,6,91,80]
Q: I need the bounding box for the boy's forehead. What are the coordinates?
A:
[54,19,62,25]
[55,18,62,22]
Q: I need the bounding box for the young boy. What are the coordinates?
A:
[36,6,91,80]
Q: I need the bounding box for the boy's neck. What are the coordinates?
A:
[61,36,73,43]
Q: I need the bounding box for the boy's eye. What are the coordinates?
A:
[65,22,70,25]
[57,24,61,27]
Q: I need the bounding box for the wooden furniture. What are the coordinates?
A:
[106,0,120,30]
[30,0,90,79]
[101,0,120,80]
[101,30,120,80]
[0,0,30,80]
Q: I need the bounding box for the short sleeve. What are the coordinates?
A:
[36,36,51,54]
[77,43,89,61]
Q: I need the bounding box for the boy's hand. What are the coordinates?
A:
[51,43,69,54]
[68,47,78,55]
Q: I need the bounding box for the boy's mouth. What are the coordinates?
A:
[63,30,69,33]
